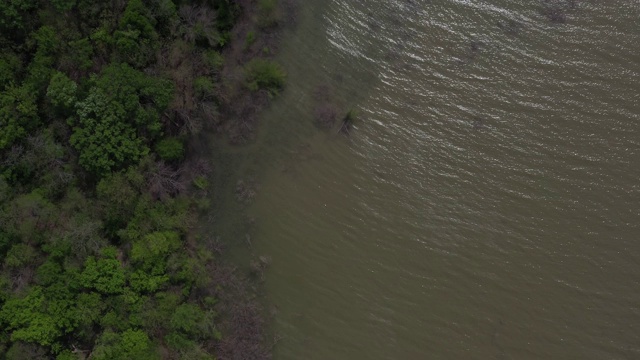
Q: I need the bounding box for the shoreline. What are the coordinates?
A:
[186,0,301,358]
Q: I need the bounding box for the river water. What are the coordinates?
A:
[215,0,640,358]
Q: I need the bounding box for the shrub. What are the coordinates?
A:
[257,0,279,28]
[244,59,286,96]
[155,138,185,161]
[203,50,224,73]
[193,76,216,100]
[244,31,256,49]
[193,176,208,190]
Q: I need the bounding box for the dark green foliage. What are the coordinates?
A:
[97,170,141,228]
[72,87,150,175]
[244,58,286,96]
[75,292,105,325]
[0,52,22,89]
[0,0,37,34]
[156,137,185,161]
[165,331,195,351]
[120,0,157,40]
[211,0,240,33]
[0,230,13,263]
[70,63,173,175]
[2,191,56,243]
[26,26,59,92]
[114,0,159,67]
[5,342,48,360]
[65,38,94,71]
[0,84,39,150]
[54,350,79,360]
[118,195,190,242]
[47,72,78,112]
[50,0,77,13]
[170,303,216,339]
[4,244,37,269]
[148,0,179,37]
[0,129,71,197]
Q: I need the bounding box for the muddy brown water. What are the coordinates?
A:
[208,0,640,359]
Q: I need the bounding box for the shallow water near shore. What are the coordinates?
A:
[211,0,640,358]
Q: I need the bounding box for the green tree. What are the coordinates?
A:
[0,0,37,34]
[118,195,190,242]
[71,87,149,175]
[25,26,59,92]
[70,63,173,175]
[91,329,159,360]
[0,287,62,346]
[5,129,70,196]
[55,349,81,360]
[0,84,38,150]
[170,303,209,338]
[131,231,181,268]
[74,291,105,341]
[5,341,48,360]
[80,248,126,295]
[128,270,169,293]
[47,72,78,112]
[65,38,94,71]
[4,243,37,269]
[0,52,22,89]
[96,170,140,235]
[51,0,77,13]
[165,303,218,354]
[114,0,159,67]
[140,291,180,333]
[2,191,56,243]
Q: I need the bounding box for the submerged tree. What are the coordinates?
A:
[338,109,358,135]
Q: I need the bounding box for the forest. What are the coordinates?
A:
[0,0,289,359]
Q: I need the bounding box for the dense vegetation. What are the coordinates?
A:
[0,0,289,359]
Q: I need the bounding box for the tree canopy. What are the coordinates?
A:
[0,0,284,358]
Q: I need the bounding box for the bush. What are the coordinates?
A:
[155,138,185,161]
[257,0,279,28]
[193,76,216,101]
[193,176,208,190]
[203,50,224,73]
[244,31,256,49]
[244,59,286,96]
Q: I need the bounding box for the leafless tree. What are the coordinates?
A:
[147,161,186,200]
